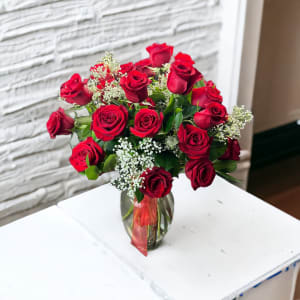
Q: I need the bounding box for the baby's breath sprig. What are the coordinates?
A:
[148,73,171,110]
[101,52,120,73]
[211,105,253,142]
[165,136,179,150]
[112,137,163,197]
[102,82,125,104]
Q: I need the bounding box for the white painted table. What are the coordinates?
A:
[0,175,299,300]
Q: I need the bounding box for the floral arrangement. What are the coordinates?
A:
[47,43,252,254]
[47,43,252,197]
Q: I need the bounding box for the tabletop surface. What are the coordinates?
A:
[0,175,300,300]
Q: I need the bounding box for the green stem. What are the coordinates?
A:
[165,213,171,223]
[157,201,161,240]
[158,201,168,236]
[122,203,134,221]
[76,116,92,125]
[164,199,173,220]
[86,106,93,115]
[163,211,169,234]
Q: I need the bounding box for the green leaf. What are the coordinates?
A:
[195,79,206,88]
[103,154,117,172]
[128,107,135,119]
[163,113,175,133]
[76,116,92,125]
[169,164,182,177]
[174,111,183,130]
[128,135,139,146]
[209,141,227,161]
[182,105,197,119]
[86,155,90,167]
[150,90,166,103]
[91,131,102,142]
[135,189,144,203]
[187,91,192,104]
[175,95,188,108]
[213,160,237,173]
[97,140,105,148]
[76,125,92,141]
[154,151,179,172]
[164,94,175,115]
[216,171,241,184]
[128,119,135,127]
[104,140,117,153]
[85,165,99,180]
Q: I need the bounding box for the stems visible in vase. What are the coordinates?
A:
[122,203,134,221]
[157,201,161,240]
[121,191,174,252]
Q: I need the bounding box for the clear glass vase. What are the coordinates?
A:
[121,191,174,254]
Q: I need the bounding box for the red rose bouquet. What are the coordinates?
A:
[47,44,252,255]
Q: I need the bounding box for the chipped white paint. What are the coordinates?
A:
[0,0,222,221]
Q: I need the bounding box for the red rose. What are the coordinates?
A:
[194,102,228,129]
[120,62,134,74]
[146,43,174,67]
[60,74,92,106]
[191,86,223,107]
[91,105,128,141]
[69,137,105,172]
[120,70,151,102]
[167,60,202,95]
[130,108,163,138]
[134,58,155,77]
[140,167,173,198]
[177,124,211,159]
[219,139,240,161]
[185,158,216,190]
[174,52,195,65]
[46,108,74,139]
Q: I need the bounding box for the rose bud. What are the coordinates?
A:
[205,80,216,88]
[134,58,155,77]
[91,104,128,141]
[60,73,92,106]
[130,108,163,138]
[46,107,74,139]
[146,43,174,67]
[167,59,202,95]
[69,137,105,172]
[191,85,223,107]
[144,97,156,108]
[219,138,240,161]
[140,167,173,198]
[185,158,216,190]
[177,124,211,159]
[120,70,151,103]
[96,77,114,91]
[174,52,195,65]
[194,102,228,129]
[120,62,134,74]
[90,63,110,74]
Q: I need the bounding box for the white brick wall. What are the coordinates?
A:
[0,0,222,222]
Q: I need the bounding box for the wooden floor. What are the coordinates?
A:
[248,155,300,299]
[248,154,300,220]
